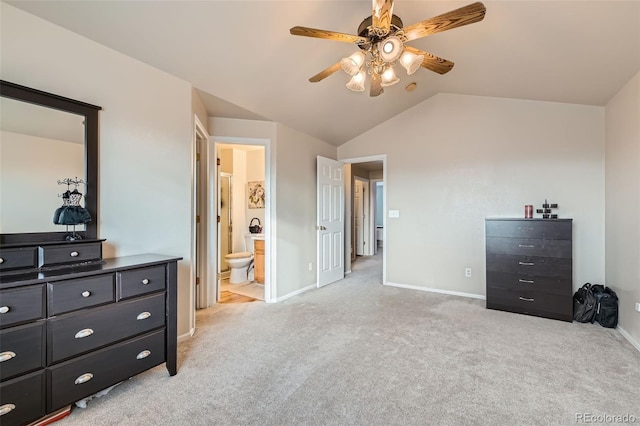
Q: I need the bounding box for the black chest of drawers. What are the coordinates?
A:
[0,250,180,426]
[485,218,573,322]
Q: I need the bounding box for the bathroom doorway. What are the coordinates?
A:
[215,142,267,303]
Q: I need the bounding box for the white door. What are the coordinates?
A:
[317,156,345,287]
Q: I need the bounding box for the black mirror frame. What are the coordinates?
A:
[0,80,101,244]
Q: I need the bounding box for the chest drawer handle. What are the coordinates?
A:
[70,251,80,257]
[137,311,152,320]
[0,306,9,314]
[518,262,534,266]
[519,227,534,231]
[141,278,150,285]
[0,257,4,264]
[74,373,94,385]
[75,328,94,339]
[519,296,535,302]
[0,404,16,416]
[0,351,16,362]
[518,279,534,284]
[137,350,151,360]
[82,291,92,298]
[518,244,534,248]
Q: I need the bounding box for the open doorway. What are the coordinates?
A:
[205,137,272,307]
[342,156,386,283]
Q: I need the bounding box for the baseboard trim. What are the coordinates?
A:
[178,330,193,342]
[385,281,486,300]
[617,326,640,352]
[275,283,316,303]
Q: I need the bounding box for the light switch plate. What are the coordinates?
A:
[388,210,400,218]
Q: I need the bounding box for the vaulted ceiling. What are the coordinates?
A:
[7,1,639,146]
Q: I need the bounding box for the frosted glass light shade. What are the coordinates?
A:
[378,36,403,62]
[346,70,366,92]
[340,51,366,76]
[399,51,424,75]
[380,67,400,87]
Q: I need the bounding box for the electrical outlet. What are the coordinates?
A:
[635,302,640,313]
[465,268,472,278]
[308,262,313,271]
[388,210,400,218]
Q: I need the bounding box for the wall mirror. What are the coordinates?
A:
[0,80,101,244]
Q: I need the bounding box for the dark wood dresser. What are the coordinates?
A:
[0,240,180,426]
[485,218,573,321]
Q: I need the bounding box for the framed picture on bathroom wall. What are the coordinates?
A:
[248,181,265,209]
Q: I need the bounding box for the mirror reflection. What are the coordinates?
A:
[0,96,85,233]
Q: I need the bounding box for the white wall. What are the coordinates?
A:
[1,4,194,336]
[0,132,84,233]
[605,70,640,348]
[338,93,605,296]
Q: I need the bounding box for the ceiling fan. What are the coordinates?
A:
[290,1,486,97]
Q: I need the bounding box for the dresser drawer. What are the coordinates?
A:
[486,271,572,296]
[0,247,37,272]
[49,274,115,316]
[486,219,572,240]
[0,321,46,381]
[49,293,165,363]
[39,242,102,268]
[486,254,572,277]
[486,287,572,321]
[0,370,46,426]
[48,330,165,411]
[486,237,572,258]
[0,285,46,329]
[118,265,166,300]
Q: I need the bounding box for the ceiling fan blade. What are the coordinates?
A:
[403,2,486,42]
[309,62,343,83]
[404,45,455,75]
[370,73,383,97]
[290,26,369,44]
[372,0,395,34]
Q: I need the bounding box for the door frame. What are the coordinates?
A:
[353,176,370,256]
[339,154,387,284]
[209,136,274,303]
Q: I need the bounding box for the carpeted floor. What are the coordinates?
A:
[57,251,639,425]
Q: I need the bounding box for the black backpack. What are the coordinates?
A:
[590,284,619,328]
[573,283,597,322]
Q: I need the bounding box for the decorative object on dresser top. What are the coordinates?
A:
[53,178,92,242]
[0,239,182,426]
[485,218,573,322]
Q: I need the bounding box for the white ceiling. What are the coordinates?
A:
[7,1,639,147]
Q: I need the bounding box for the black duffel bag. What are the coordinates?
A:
[591,284,619,328]
[573,283,597,322]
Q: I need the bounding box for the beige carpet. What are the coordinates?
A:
[56,251,639,425]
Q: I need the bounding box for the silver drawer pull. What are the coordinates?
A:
[519,227,534,231]
[519,297,535,302]
[137,311,151,320]
[70,251,79,257]
[141,278,150,285]
[0,257,4,264]
[0,351,16,362]
[0,404,16,416]
[75,328,94,339]
[518,279,534,284]
[518,262,534,266]
[137,350,151,360]
[518,244,534,248]
[0,306,9,314]
[82,291,91,298]
[74,373,94,385]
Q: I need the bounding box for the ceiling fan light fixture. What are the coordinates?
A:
[346,70,366,92]
[399,51,424,75]
[378,36,403,62]
[380,66,400,87]
[340,51,366,76]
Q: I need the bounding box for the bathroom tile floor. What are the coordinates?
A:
[220,278,265,301]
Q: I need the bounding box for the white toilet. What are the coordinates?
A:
[224,235,255,284]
